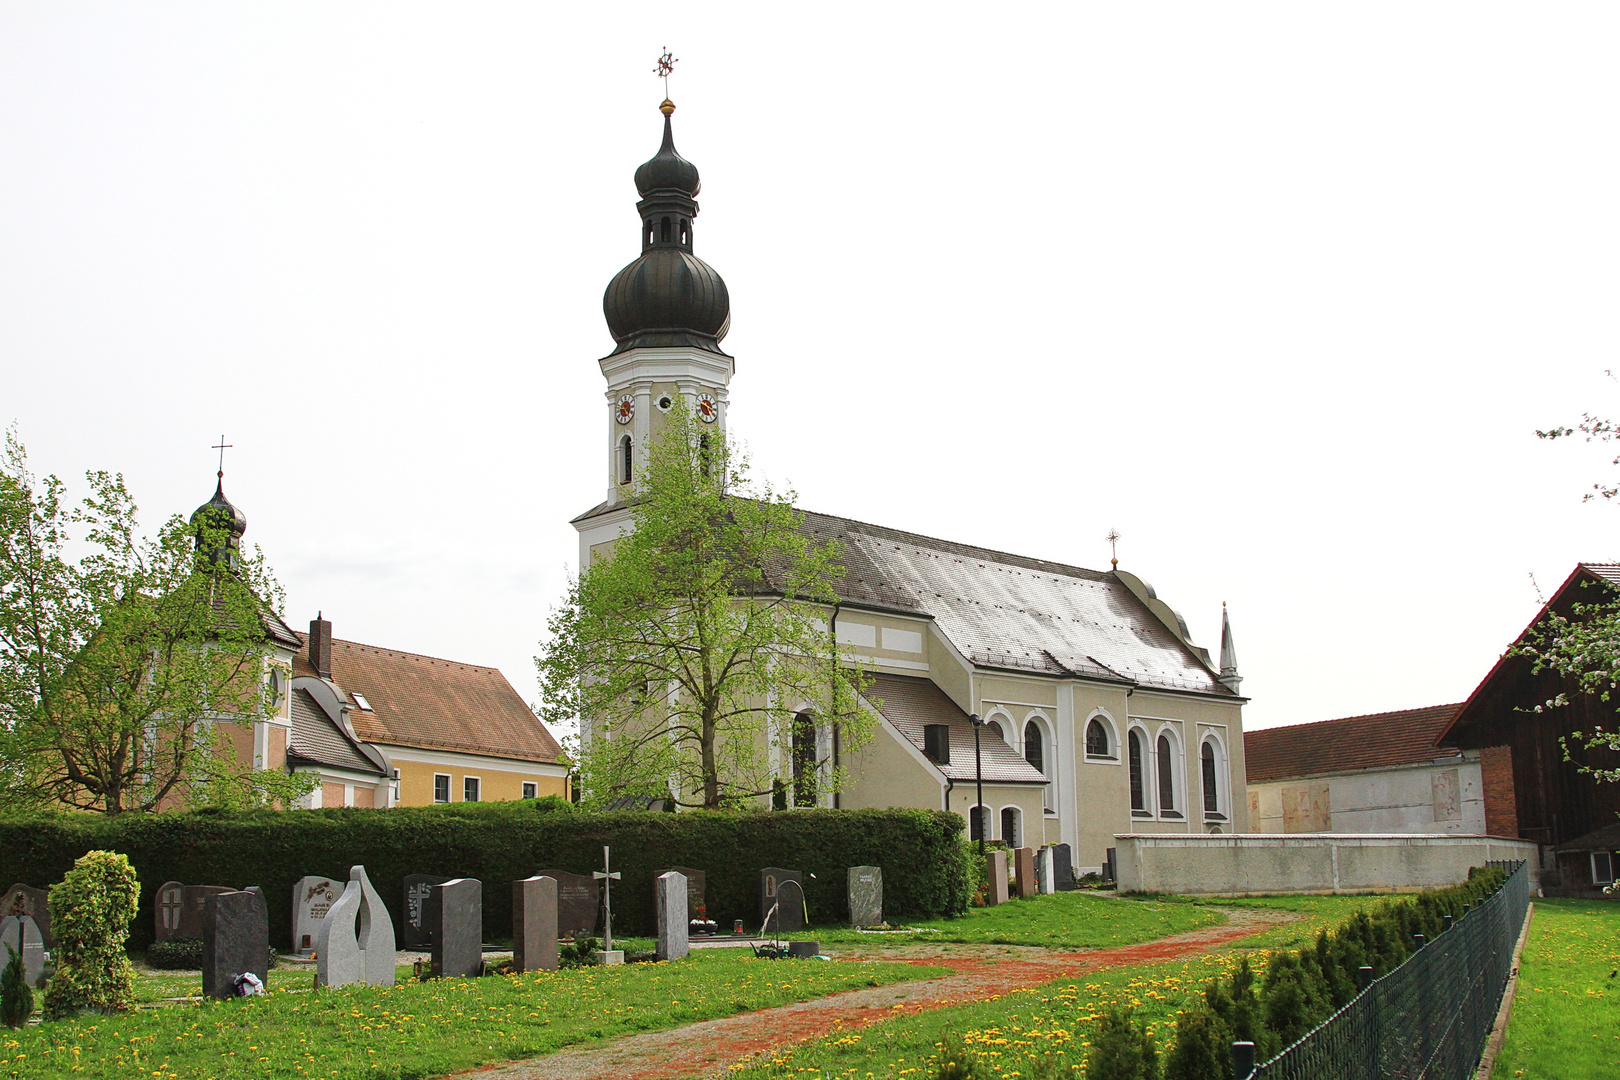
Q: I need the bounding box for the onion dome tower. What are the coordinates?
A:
[190,471,247,569]
[597,99,734,504]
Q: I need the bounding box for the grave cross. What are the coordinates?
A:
[593,845,622,953]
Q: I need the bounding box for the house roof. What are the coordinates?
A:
[862,672,1049,784]
[288,688,386,776]
[1558,818,1620,853]
[293,635,565,765]
[1245,703,1466,783]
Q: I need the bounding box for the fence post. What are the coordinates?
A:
[1443,915,1453,934]
[1414,933,1426,948]
[1231,1040,1255,1080]
[1359,965,1374,991]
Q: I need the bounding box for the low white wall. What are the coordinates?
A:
[1115,833,1541,895]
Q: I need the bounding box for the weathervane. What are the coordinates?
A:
[1107,528,1121,569]
[211,435,233,480]
[653,47,677,99]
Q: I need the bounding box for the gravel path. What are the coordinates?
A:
[456,906,1295,1080]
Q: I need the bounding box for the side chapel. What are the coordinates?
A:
[571,98,1250,873]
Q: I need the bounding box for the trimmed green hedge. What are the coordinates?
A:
[0,803,968,949]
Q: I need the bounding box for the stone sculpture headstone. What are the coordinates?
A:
[769,879,806,933]
[660,866,707,919]
[655,871,689,962]
[985,850,1009,906]
[758,867,803,926]
[512,875,558,972]
[1014,847,1036,899]
[0,884,52,949]
[428,878,483,978]
[534,869,599,939]
[0,914,45,989]
[293,875,342,955]
[1052,843,1075,891]
[847,866,883,927]
[1035,847,1056,895]
[201,888,270,999]
[401,874,450,949]
[316,865,396,989]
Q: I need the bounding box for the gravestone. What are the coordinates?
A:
[848,866,883,927]
[786,941,820,958]
[201,888,269,999]
[316,865,395,989]
[154,881,185,940]
[428,878,483,979]
[660,866,707,919]
[512,876,558,973]
[1013,847,1036,899]
[1035,847,1056,895]
[985,850,1009,906]
[535,869,599,939]
[0,914,45,989]
[655,871,689,962]
[1052,844,1075,891]
[770,879,806,933]
[401,874,450,949]
[293,876,342,955]
[0,884,52,950]
[759,867,803,927]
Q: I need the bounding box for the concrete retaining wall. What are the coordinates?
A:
[1114,833,1541,895]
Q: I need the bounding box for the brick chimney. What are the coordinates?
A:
[309,612,333,679]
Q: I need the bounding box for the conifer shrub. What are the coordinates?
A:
[42,850,139,1020]
[1086,1006,1160,1080]
[1163,1008,1229,1080]
[0,946,32,1028]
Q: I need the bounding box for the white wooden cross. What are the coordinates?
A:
[593,845,621,952]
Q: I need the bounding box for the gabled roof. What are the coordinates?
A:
[1558,818,1620,853]
[862,672,1048,784]
[288,688,387,776]
[293,635,565,765]
[1245,703,1465,783]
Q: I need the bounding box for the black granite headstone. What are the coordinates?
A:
[202,888,269,999]
[534,869,599,939]
[758,867,803,927]
[1052,843,1075,891]
[660,866,707,919]
[428,878,483,979]
[402,874,450,949]
[0,884,52,949]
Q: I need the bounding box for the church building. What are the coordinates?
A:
[572,99,1250,873]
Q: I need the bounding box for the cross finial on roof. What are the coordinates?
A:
[211,435,233,480]
[654,47,678,112]
[1106,529,1121,569]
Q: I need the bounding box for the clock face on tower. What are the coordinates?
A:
[696,393,717,423]
[615,395,635,424]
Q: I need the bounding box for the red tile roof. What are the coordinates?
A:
[1245,703,1465,783]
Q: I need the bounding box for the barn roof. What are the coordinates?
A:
[1245,703,1465,783]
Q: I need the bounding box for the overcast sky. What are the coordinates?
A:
[5,3,1619,737]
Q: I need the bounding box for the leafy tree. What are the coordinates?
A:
[538,401,871,810]
[43,849,139,1018]
[0,431,313,813]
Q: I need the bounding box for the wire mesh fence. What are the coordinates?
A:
[1247,859,1530,1080]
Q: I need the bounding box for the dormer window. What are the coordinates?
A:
[352,692,372,711]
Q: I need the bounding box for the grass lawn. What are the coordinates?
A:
[0,951,947,1080]
[1494,899,1620,1080]
[729,893,1396,1079]
[800,891,1223,950]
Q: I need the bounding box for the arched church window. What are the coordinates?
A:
[1086,718,1110,757]
[986,718,1005,742]
[699,433,713,476]
[1128,730,1146,811]
[792,712,818,807]
[1157,734,1177,814]
[661,216,672,243]
[680,219,689,244]
[1001,806,1019,847]
[1202,741,1220,816]
[969,805,986,842]
[1024,721,1043,773]
[619,435,633,485]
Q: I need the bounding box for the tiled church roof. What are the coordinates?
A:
[1245,703,1465,784]
[862,672,1048,784]
[287,688,386,776]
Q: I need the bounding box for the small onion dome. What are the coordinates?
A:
[604,247,731,352]
[190,477,247,542]
[634,108,700,198]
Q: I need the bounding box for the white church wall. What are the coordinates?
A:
[1247,754,1487,835]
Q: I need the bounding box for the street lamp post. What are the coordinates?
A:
[969,713,985,857]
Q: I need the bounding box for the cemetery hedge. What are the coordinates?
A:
[0,803,969,948]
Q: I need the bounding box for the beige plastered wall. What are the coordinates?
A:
[393,754,568,806]
[840,715,946,812]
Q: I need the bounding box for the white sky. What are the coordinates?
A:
[5,3,1619,737]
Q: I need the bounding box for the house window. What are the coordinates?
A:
[522,782,538,799]
[1023,721,1044,773]
[1001,806,1019,848]
[1202,742,1221,817]
[1157,734,1180,817]
[463,776,480,803]
[1086,718,1111,758]
[1128,731,1146,812]
[1593,852,1616,886]
[433,774,450,804]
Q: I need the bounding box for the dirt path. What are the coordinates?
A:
[461,907,1295,1080]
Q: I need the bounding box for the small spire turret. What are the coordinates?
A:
[1218,602,1242,694]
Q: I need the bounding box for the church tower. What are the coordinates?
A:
[597,98,732,505]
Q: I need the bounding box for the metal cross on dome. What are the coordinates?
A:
[653,48,677,96]
[212,435,233,478]
[593,845,622,953]
[1107,528,1121,568]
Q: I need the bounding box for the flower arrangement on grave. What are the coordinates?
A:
[42,850,139,1019]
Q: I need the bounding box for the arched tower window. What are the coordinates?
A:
[1001,806,1019,848]
[618,435,633,485]
[679,219,689,245]
[1157,733,1179,815]
[1128,730,1146,812]
[791,712,818,807]
[1086,718,1111,757]
[1023,721,1043,774]
[660,216,672,243]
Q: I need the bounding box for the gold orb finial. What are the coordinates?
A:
[660,98,676,117]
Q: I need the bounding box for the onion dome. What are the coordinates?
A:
[603,101,731,355]
[190,474,246,567]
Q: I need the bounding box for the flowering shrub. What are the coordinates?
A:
[42,850,139,1019]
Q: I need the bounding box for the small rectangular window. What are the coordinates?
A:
[922,724,950,765]
[463,776,480,803]
[433,774,450,804]
[522,782,538,799]
[1593,852,1615,885]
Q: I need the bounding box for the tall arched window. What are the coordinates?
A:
[1202,741,1222,818]
[1128,730,1146,812]
[792,712,817,807]
[660,216,672,242]
[986,718,1005,742]
[618,435,633,484]
[1157,734,1178,815]
[1001,806,1019,848]
[1086,718,1111,757]
[1023,721,1044,773]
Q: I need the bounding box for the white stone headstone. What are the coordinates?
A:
[1036,847,1056,895]
[316,865,396,989]
[655,872,689,962]
[293,876,342,956]
[0,914,45,989]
